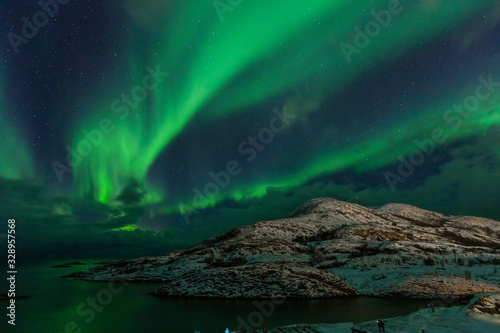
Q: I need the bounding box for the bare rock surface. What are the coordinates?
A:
[151,262,356,298]
[382,275,500,298]
[469,293,500,316]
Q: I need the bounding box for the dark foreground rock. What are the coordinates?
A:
[53,261,86,268]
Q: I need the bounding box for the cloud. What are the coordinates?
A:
[116,178,147,206]
[355,126,500,218]
[174,126,500,247]
[0,177,174,260]
[1,124,497,260]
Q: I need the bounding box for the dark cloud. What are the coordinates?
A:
[0,178,175,260]
[116,178,147,206]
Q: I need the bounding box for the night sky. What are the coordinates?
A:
[0,0,499,260]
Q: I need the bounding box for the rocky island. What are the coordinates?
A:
[67,198,500,300]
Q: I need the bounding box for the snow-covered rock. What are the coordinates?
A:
[67,198,500,299]
[469,293,500,316]
[151,262,356,298]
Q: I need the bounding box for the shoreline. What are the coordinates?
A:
[268,293,500,333]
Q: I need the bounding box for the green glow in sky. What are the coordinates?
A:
[112,225,139,232]
[0,75,34,180]
[71,0,494,205]
[164,92,500,214]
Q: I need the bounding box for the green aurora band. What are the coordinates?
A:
[71,0,497,211]
[171,88,500,214]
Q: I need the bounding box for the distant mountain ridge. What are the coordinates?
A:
[68,198,500,299]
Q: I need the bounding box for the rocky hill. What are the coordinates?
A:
[67,198,500,299]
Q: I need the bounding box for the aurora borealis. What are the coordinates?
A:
[1,0,499,259]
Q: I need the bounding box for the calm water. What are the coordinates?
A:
[1,260,429,333]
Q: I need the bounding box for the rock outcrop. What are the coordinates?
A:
[469,293,500,316]
[151,262,356,298]
[383,275,499,298]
